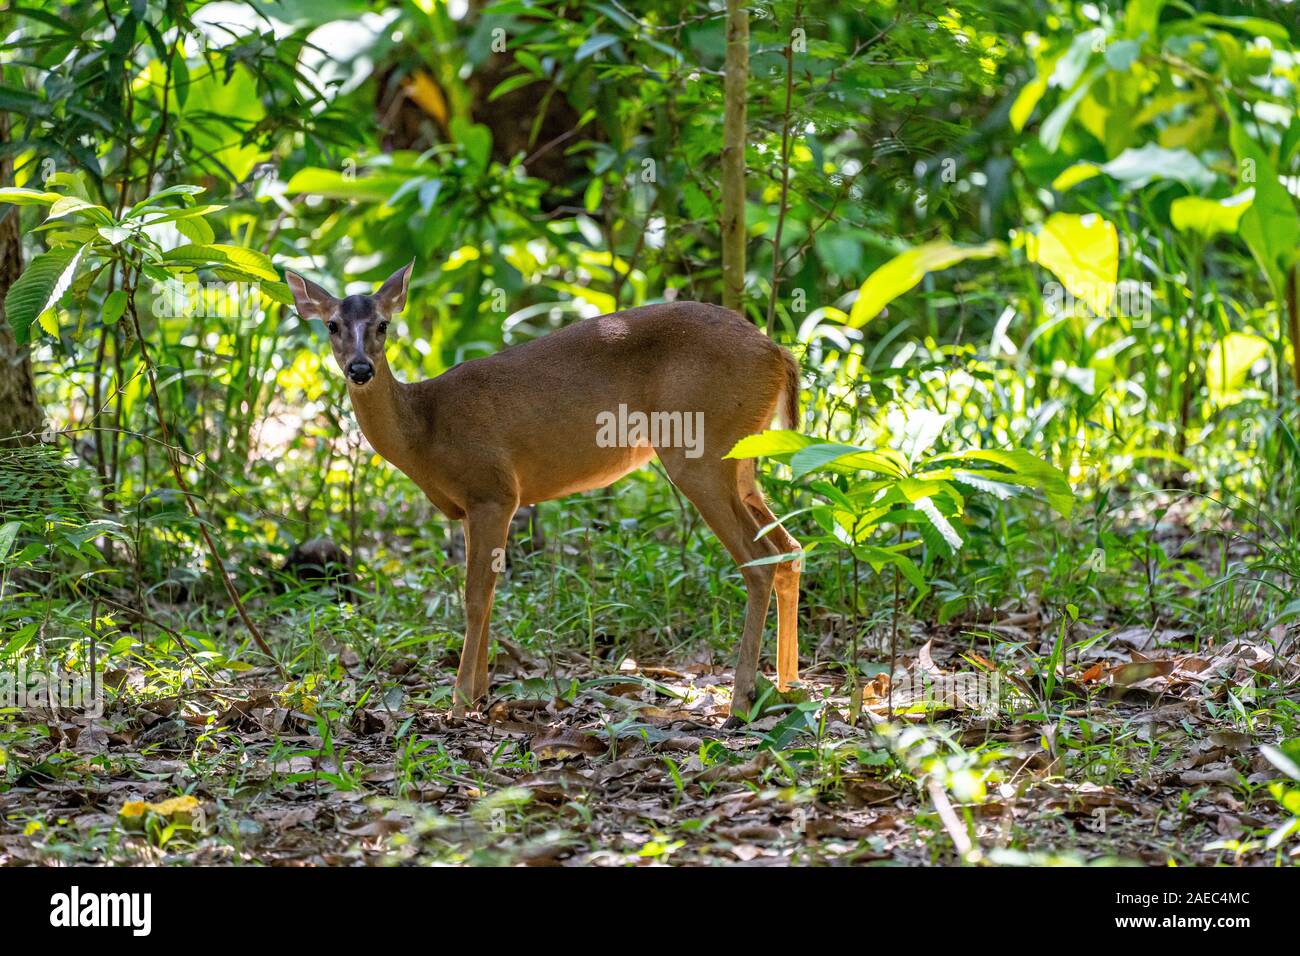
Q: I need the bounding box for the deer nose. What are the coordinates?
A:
[346,360,374,385]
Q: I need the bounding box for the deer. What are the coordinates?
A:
[285,262,803,723]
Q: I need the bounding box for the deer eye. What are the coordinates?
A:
[377,321,389,335]
[327,321,339,335]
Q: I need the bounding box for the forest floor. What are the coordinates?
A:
[1,603,1296,866]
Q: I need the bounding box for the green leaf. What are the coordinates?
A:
[1227,107,1300,299]
[284,167,406,202]
[1170,191,1252,239]
[1010,73,1048,133]
[789,443,908,480]
[1056,144,1216,193]
[102,289,127,326]
[0,186,60,206]
[1206,332,1269,404]
[925,448,1074,518]
[725,429,817,461]
[1262,742,1300,782]
[1051,162,1101,191]
[175,215,215,245]
[913,495,963,551]
[576,34,619,61]
[847,239,1003,327]
[4,243,89,343]
[46,195,112,223]
[0,520,19,563]
[1026,212,1117,316]
[488,73,540,103]
[1124,0,1167,39]
[161,244,278,282]
[450,117,492,173]
[125,184,205,218]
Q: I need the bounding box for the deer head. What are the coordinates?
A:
[285,262,413,387]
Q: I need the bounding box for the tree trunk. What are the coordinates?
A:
[720,0,749,315]
[0,112,44,442]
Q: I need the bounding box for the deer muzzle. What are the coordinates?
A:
[346,359,374,385]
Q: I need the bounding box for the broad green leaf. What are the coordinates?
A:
[162,244,278,282]
[126,184,205,218]
[1010,73,1048,133]
[1026,212,1117,316]
[36,306,60,337]
[176,215,215,245]
[925,448,1074,518]
[1052,162,1101,191]
[1228,107,1300,299]
[46,195,111,223]
[0,186,60,206]
[788,443,863,479]
[1170,191,1252,239]
[575,33,618,61]
[789,443,908,480]
[1262,742,1300,782]
[847,239,1003,327]
[1207,332,1269,404]
[284,167,407,202]
[915,495,964,551]
[102,289,127,326]
[4,243,88,343]
[450,116,492,173]
[725,429,817,460]
[98,224,132,245]
[1057,144,1215,192]
[0,521,20,563]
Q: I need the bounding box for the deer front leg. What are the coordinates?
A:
[452,500,516,715]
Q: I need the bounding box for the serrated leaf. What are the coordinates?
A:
[914,496,963,551]
[161,244,278,281]
[925,448,1074,518]
[175,215,215,245]
[4,243,88,343]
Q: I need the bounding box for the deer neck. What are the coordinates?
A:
[346,359,416,469]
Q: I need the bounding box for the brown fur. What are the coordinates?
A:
[286,265,803,718]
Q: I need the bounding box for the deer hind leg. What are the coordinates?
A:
[737,459,802,691]
[659,452,782,718]
[453,499,516,715]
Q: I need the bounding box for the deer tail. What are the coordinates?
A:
[777,347,801,430]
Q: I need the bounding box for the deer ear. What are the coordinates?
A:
[285,271,337,322]
[374,260,413,316]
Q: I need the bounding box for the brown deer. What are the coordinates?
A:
[286,263,802,721]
